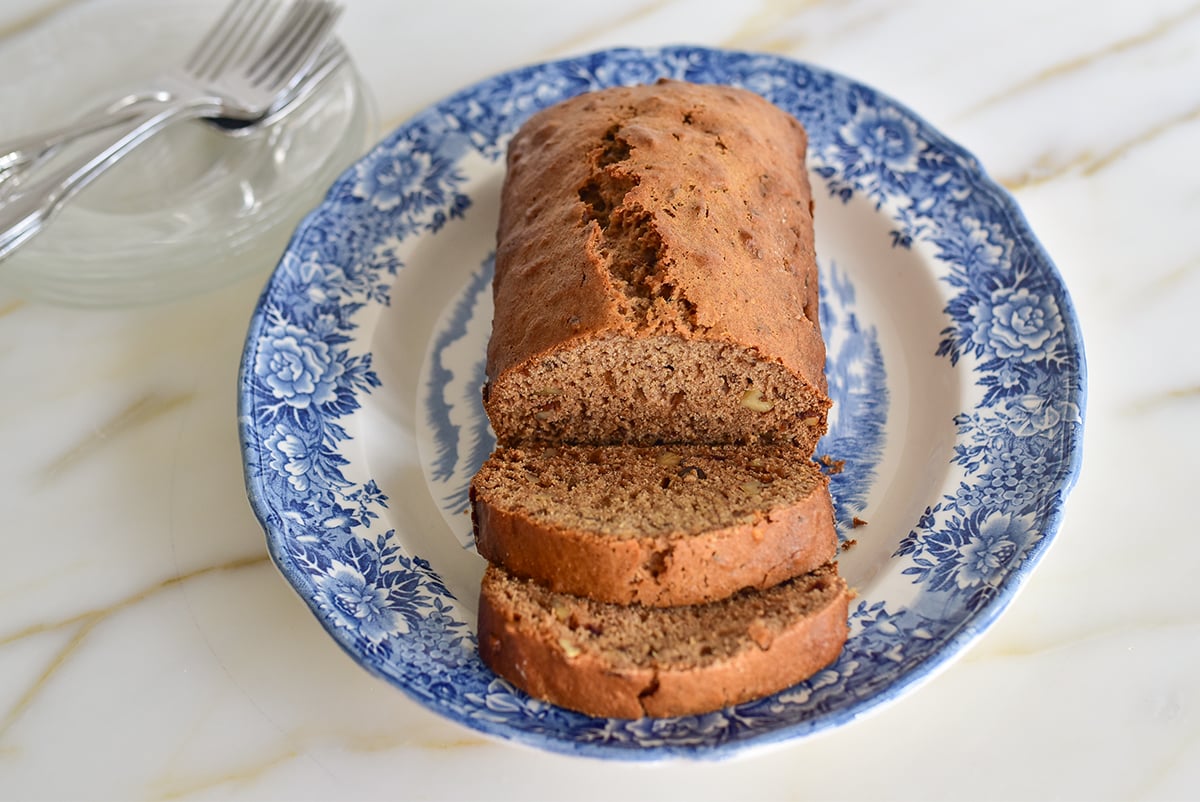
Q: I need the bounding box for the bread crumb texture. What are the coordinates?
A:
[472,444,825,536]
[486,80,829,454]
[478,562,850,718]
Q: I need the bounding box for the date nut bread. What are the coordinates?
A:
[484,78,830,453]
[471,444,837,607]
[478,561,851,719]
[471,80,849,718]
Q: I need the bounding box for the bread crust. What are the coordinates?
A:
[642,586,849,718]
[477,589,653,720]
[472,469,837,607]
[477,565,851,719]
[472,81,850,719]
[484,79,829,450]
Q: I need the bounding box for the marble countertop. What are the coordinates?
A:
[1,0,1197,799]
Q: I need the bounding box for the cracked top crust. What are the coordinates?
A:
[485,79,830,451]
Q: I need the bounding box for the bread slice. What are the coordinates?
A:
[484,79,830,454]
[472,80,848,719]
[477,562,851,719]
[471,444,837,607]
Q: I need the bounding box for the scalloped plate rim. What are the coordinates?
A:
[238,45,1086,761]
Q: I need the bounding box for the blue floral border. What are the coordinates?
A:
[238,46,1085,760]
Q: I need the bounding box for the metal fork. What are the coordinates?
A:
[0,39,348,186]
[0,0,342,262]
[0,0,291,181]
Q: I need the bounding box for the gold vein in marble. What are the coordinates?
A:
[1126,730,1200,800]
[1126,384,1200,415]
[731,0,904,55]
[541,0,674,59]
[1149,255,1200,294]
[151,747,301,801]
[958,2,1200,121]
[1001,102,1200,190]
[998,151,1085,191]
[0,554,269,742]
[374,0,819,136]
[342,730,489,753]
[0,619,97,745]
[1081,103,1200,176]
[0,0,83,42]
[0,554,269,648]
[151,726,490,796]
[0,298,25,317]
[40,391,196,481]
[966,618,1200,662]
[414,737,490,750]
[375,1,672,137]
[1118,253,1200,312]
[722,0,824,52]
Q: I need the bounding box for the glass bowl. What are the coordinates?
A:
[0,0,373,307]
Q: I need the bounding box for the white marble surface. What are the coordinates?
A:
[1,0,1198,799]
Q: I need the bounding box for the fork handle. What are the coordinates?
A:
[0,97,214,262]
[0,92,163,181]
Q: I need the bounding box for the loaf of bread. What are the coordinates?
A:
[483,79,830,454]
[478,562,851,719]
[473,80,848,719]
[471,444,837,607]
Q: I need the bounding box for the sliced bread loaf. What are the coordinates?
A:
[484,79,830,454]
[477,562,851,719]
[471,444,837,607]
[472,80,848,719]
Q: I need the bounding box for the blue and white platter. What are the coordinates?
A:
[239,46,1085,760]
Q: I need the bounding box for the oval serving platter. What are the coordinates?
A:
[239,46,1085,760]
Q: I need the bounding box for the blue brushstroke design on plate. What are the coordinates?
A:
[239,46,1085,760]
[423,253,496,514]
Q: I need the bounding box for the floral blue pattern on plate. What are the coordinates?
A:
[239,46,1085,760]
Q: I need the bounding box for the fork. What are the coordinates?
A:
[0,0,343,262]
[0,39,348,186]
[0,0,296,181]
